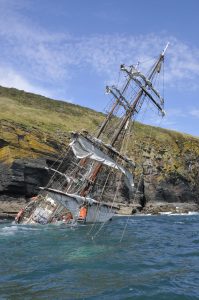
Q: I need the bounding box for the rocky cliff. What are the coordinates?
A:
[0,86,199,218]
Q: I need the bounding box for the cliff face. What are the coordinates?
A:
[129,124,199,213]
[0,86,199,217]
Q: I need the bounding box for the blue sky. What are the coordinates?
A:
[0,0,199,136]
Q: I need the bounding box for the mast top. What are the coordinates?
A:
[162,42,170,57]
[97,45,169,144]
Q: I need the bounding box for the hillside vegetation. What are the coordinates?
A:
[1,85,198,141]
[0,86,104,133]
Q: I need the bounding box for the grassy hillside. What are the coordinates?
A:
[0,85,199,174]
[0,86,104,133]
[1,85,198,140]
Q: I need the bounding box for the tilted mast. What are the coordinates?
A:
[110,42,169,146]
[70,44,169,197]
[96,67,133,138]
[96,43,169,143]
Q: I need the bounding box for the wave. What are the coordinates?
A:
[0,225,19,236]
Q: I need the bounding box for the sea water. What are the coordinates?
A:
[0,215,198,300]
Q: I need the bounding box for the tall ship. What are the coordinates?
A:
[15,44,169,225]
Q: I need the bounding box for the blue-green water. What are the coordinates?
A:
[0,215,199,300]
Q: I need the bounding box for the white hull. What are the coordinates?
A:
[17,188,117,224]
[46,189,116,223]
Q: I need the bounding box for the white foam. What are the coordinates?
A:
[168,212,199,216]
[0,223,45,237]
[0,225,18,236]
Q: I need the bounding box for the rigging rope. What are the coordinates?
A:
[88,55,166,239]
[119,114,164,242]
[90,115,134,239]
[86,168,114,236]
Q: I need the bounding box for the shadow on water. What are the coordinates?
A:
[0,215,199,299]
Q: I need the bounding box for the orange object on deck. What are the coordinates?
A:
[15,208,24,223]
[79,207,87,219]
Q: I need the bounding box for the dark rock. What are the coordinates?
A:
[0,158,50,198]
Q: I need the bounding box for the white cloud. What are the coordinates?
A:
[1,1,199,97]
[0,65,54,97]
[189,109,199,118]
[0,63,74,102]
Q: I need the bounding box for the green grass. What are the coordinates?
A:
[0,85,199,159]
[0,86,104,133]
